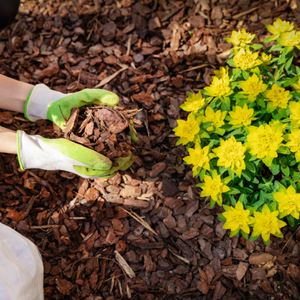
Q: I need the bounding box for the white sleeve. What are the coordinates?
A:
[0,223,44,300]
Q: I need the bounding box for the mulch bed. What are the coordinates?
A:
[1,0,300,299]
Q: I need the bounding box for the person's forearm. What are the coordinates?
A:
[0,75,33,113]
[0,126,17,154]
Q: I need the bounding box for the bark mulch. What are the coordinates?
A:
[1,0,300,299]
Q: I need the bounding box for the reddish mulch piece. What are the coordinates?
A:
[1,0,300,299]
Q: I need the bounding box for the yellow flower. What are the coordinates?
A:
[204,76,233,98]
[180,91,206,113]
[222,201,254,234]
[252,205,286,242]
[226,28,256,47]
[201,170,230,205]
[247,124,283,166]
[239,73,267,102]
[202,106,227,131]
[173,113,200,145]
[289,102,300,128]
[286,129,300,162]
[233,48,262,70]
[261,53,272,64]
[228,104,256,127]
[265,84,292,110]
[266,18,294,39]
[273,185,300,219]
[293,77,300,91]
[213,136,246,177]
[269,119,287,133]
[279,30,300,48]
[214,67,228,79]
[183,144,211,176]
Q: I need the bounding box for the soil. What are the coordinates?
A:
[1,0,300,299]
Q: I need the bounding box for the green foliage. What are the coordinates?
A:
[173,19,300,243]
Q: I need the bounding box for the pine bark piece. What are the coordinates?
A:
[63,107,79,137]
[114,250,136,278]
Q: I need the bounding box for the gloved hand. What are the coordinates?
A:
[24,84,119,129]
[17,130,134,178]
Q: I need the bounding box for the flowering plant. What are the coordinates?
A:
[174,19,300,245]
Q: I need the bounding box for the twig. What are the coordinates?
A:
[232,6,259,19]
[282,225,300,253]
[59,105,68,125]
[31,225,60,229]
[161,5,184,22]
[126,37,131,56]
[94,66,128,88]
[114,250,136,278]
[168,248,190,264]
[179,64,210,74]
[121,208,158,236]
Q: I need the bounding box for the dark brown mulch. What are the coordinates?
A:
[1,0,300,299]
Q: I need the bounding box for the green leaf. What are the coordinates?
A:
[199,168,206,181]
[281,165,290,177]
[277,146,290,154]
[269,44,284,52]
[269,158,280,175]
[210,200,216,209]
[200,121,213,130]
[215,128,226,136]
[285,56,294,72]
[257,97,266,107]
[278,108,289,118]
[238,193,247,206]
[262,36,275,43]
[228,168,235,180]
[265,193,275,201]
[228,187,241,195]
[241,230,248,240]
[242,70,249,80]
[229,229,239,238]
[221,97,231,111]
[231,68,242,81]
[218,213,226,222]
[250,44,263,50]
[269,201,277,212]
[241,169,252,181]
[287,215,295,227]
[292,171,300,181]
[245,160,256,173]
[249,234,260,242]
[264,239,270,246]
[227,59,235,67]
[223,193,236,206]
[237,187,254,194]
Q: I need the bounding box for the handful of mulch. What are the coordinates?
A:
[61,105,138,165]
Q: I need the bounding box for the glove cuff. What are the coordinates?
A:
[24,84,65,122]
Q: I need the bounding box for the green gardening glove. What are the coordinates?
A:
[17,130,135,178]
[24,84,119,129]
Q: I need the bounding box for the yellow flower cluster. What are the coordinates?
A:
[204,76,232,99]
[226,28,256,47]
[233,48,262,70]
[247,123,283,166]
[239,74,267,102]
[172,20,300,243]
[265,84,292,110]
[266,19,300,49]
[266,19,294,39]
